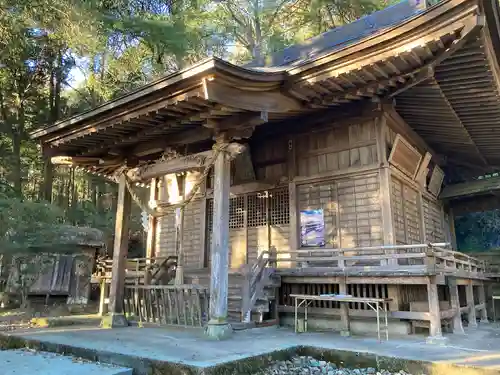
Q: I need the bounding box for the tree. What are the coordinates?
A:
[213,0,392,63]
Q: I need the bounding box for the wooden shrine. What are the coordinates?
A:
[31,0,500,340]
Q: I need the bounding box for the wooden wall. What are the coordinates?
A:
[151,109,450,270]
[297,173,382,248]
[295,120,378,177]
[384,111,446,245]
[391,176,422,245]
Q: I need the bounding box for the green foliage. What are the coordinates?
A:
[0,198,65,253]
[455,210,500,253]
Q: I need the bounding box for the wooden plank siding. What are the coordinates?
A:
[423,196,446,243]
[297,173,383,249]
[391,176,422,245]
[296,121,378,177]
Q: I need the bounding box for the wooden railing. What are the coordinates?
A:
[271,243,487,274]
[241,249,274,323]
[431,246,487,274]
[123,285,208,327]
[93,256,177,285]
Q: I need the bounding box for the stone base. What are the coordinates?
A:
[340,330,351,337]
[426,335,449,345]
[100,313,129,329]
[480,319,490,324]
[204,320,233,340]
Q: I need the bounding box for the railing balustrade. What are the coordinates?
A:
[123,285,209,327]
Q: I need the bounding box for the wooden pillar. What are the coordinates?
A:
[174,174,186,285]
[102,173,132,328]
[479,282,488,323]
[339,280,351,336]
[448,208,457,250]
[145,178,158,261]
[98,279,108,316]
[426,277,445,343]
[387,285,400,311]
[466,282,478,328]
[205,136,233,339]
[289,182,298,267]
[448,277,465,334]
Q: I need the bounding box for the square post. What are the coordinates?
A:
[101,173,132,328]
[174,174,186,285]
[466,283,478,327]
[479,282,489,323]
[339,280,350,336]
[448,277,465,334]
[205,135,233,339]
[426,277,447,344]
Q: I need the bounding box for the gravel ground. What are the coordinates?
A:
[258,356,418,375]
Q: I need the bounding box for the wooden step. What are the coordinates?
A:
[228,296,270,313]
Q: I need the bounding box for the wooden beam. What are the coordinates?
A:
[440,176,500,200]
[205,111,268,130]
[203,78,301,113]
[131,127,214,157]
[51,156,123,166]
[126,143,246,182]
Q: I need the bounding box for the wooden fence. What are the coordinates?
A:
[123,285,209,327]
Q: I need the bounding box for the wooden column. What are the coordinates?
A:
[145,178,158,260]
[289,182,299,267]
[376,116,395,265]
[174,174,186,285]
[426,277,445,343]
[339,280,351,336]
[205,136,233,339]
[466,282,478,328]
[479,282,488,323]
[448,208,457,249]
[448,277,465,334]
[102,173,132,328]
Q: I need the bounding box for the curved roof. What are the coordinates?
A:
[30,0,500,177]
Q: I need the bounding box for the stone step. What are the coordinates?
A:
[0,349,132,375]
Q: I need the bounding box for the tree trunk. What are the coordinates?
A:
[11,130,22,196]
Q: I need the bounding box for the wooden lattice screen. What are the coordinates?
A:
[205,188,290,267]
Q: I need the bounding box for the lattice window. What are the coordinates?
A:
[247,192,267,227]
[269,188,290,225]
[207,187,289,231]
[229,196,245,229]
